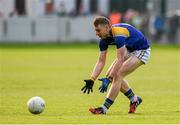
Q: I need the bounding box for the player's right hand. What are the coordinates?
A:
[81,79,94,94]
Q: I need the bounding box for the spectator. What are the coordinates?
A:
[124,9,135,24]
[168,12,179,43]
[57,1,66,16]
[154,15,164,41]
[149,15,156,40]
[131,11,143,30]
[141,13,150,37]
[109,11,122,24]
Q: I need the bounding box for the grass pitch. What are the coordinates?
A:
[0,43,180,124]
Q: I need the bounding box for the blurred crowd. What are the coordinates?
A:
[107,9,180,43]
[41,1,180,43]
[0,1,179,43]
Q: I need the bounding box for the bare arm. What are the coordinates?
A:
[108,46,126,79]
[90,50,107,81]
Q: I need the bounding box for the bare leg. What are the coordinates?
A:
[106,59,131,94]
[120,79,130,93]
[89,56,144,114]
[107,56,143,101]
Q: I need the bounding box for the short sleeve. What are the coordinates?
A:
[111,26,129,49]
[114,36,126,49]
[99,39,108,51]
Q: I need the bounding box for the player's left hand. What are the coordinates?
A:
[98,78,111,93]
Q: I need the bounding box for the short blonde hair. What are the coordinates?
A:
[93,16,110,27]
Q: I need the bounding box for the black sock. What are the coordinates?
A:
[124,89,135,102]
[102,98,114,112]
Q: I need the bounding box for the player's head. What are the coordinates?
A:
[93,16,111,39]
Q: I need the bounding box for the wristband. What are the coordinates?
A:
[107,76,113,82]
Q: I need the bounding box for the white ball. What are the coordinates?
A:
[27,96,45,114]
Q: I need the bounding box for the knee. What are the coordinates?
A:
[112,75,123,85]
[112,68,127,84]
[119,67,127,77]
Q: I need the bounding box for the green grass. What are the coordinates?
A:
[0,43,180,124]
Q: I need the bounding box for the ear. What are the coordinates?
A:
[105,24,109,28]
[105,24,110,31]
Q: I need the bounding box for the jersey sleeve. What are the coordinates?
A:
[111,26,130,49]
[99,39,108,51]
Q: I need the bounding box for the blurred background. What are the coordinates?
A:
[0,0,179,44]
[0,1,180,124]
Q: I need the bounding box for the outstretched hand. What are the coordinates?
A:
[81,79,94,94]
[98,78,111,93]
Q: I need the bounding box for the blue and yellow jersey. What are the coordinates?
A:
[99,23,150,52]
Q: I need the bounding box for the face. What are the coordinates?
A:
[94,24,110,39]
